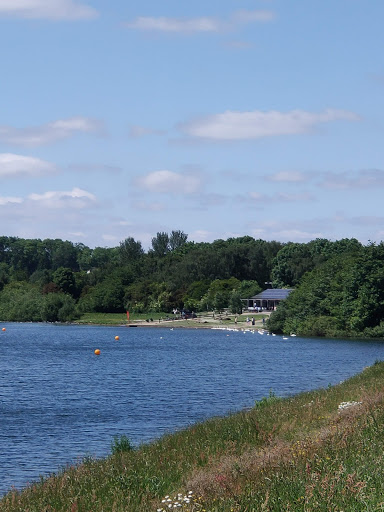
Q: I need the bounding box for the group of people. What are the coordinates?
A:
[245,316,266,326]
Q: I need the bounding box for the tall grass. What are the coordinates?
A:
[1,363,384,511]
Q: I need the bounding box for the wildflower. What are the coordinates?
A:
[338,401,362,411]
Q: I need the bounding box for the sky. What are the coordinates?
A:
[1,0,384,249]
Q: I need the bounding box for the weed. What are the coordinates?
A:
[110,434,134,455]
[254,390,281,409]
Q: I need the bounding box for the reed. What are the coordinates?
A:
[1,362,384,511]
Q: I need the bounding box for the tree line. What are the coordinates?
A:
[0,232,382,337]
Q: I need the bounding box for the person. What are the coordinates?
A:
[262,317,265,325]
[252,317,255,325]
[234,316,238,324]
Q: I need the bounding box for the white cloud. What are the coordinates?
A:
[126,16,221,33]
[28,187,96,208]
[136,170,201,194]
[181,109,360,140]
[0,0,98,20]
[0,153,56,177]
[125,9,274,33]
[0,196,23,205]
[0,117,103,147]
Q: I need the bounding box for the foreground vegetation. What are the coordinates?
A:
[2,361,384,511]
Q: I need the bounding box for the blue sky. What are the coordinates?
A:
[1,0,383,249]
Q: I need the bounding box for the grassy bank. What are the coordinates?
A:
[2,362,384,512]
[75,312,270,330]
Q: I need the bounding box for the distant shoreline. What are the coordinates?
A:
[72,312,272,331]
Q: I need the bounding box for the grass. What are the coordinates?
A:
[75,312,130,325]
[75,311,270,329]
[2,363,383,511]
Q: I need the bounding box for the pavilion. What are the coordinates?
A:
[243,288,294,311]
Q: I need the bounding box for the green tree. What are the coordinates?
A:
[41,293,77,322]
[52,267,76,296]
[213,291,227,312]
[169,230,188,251]
[229,289,243,314]
[0,282,43,322]
[151,232,170,257]
[118,237,144,264]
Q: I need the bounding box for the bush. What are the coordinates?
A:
[41,293,77,322]
[254,390,281,409]
[110,434,133,455]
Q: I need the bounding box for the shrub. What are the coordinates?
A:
[110,434,133,455]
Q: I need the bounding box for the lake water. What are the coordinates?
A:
[1,322,384,496]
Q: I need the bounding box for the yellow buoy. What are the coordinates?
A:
[94,349,101,355]
[114,335,119,340]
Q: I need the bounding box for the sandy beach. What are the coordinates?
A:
[126,312,271,330]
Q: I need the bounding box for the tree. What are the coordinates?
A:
[52,267,76,296]
[119,237,144,264]
[41,293,77,322]
[151,232,170,257]
[229,290,243,314]
[169,230,188,251]
[213,291,227,312]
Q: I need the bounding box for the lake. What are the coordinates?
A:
[1,322,384,496]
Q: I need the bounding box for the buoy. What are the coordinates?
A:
[1,327,5,331]
[114,335,119,340]
[94,349,101,355]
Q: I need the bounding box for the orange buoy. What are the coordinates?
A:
[1,327,5,332]
[114,335,119,340]
[94,349,101,355]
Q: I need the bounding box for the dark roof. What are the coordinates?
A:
[251,288,294,300]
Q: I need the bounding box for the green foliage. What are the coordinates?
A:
[0,282,43,321]
[0,234,382,335]
[110,434,134,455]
[52,267,76,296]
[119,237,144,265]
[229,289,243,314]
[151,232,170,257]
[237,279,262,299]
[268,243,384,337]
[79,279,126,313]
[169,230,188,251]
[254,389,281,409]
[41,293,77,322]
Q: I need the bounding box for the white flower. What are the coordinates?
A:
[338,401,362,410]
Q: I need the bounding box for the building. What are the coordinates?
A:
[243,288,294,311]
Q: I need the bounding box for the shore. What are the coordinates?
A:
[73,311,272,330]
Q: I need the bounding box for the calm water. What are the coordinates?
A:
[1,323,384,495]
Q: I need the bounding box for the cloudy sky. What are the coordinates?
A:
[1,0,383,249]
